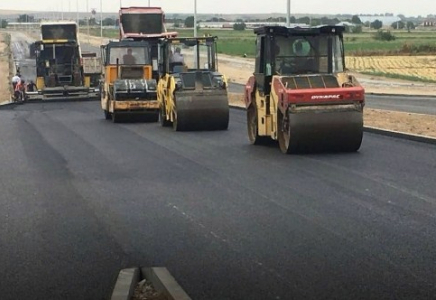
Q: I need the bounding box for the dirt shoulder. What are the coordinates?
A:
[228,93,436,138]
[0,32,11,103]
[220,60,436,97]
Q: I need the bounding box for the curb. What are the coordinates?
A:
[111,268,140,300]
[110,267,192,300]
[0,101,21,109]
[228,104,436,145]
[142,267,192,300]
[366,92,436,99]
[228,83,436,99]
[364,126,436,145]
[0,98,99,109]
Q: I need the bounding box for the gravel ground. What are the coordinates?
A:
[0,33,11,102]
[132,279,168,300]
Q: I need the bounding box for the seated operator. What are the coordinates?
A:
[172,47,185,64]
[123,48,136,64]
[293,40,305,56]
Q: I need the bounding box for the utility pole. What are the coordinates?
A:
[86,0,89,43]
[100,0,103,43]
[148,0,151,6]
[194,0,197,37]
[286,0,291,27]
[76,0,79,25]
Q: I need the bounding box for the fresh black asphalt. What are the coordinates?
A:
[1,101,436,300]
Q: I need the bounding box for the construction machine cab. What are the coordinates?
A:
[100,40,158,100]
[35,40,83,87]
[102,41,152,78]
[253,26,346,94]
[159,37,225,89]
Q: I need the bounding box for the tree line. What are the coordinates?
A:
[3,14,418,32]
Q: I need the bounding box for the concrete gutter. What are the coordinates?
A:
[0,101,20,109]
[110,267,192,300]
[364,126,436,145]
[0,98,99,109]
[228,82,436,99]
[111,268,140,300]
[228,104,436,146]
[366,92,436,99]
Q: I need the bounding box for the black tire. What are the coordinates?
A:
[277,108,295,154]
[104,110,111,120]
[247,104,270,145]
[160,104,172,127]
[219,109,230,131]
[172,113,180,131]
[112,112,120,123]
[148,111,159,123]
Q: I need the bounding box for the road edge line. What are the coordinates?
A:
[363,126,436,145]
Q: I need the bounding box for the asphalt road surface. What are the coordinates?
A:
[0,101,436,300]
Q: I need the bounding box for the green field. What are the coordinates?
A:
[82,27,436,58]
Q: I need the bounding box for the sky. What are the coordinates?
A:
[0,0,435,17]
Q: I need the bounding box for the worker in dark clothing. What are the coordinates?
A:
[26,81,37,92]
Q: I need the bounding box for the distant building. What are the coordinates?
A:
[336,21,356,27]
[6,22,40,29]
[197,21,308,29]
[359,16,401,26]
[421,18,436,27]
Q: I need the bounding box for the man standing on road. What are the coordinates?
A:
[14,78,25,101]
[12,73,21,90]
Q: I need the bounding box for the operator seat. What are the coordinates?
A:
[170,62,185,73]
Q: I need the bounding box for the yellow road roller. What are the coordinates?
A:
[157,37,229,131]
[100,39,160,123]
